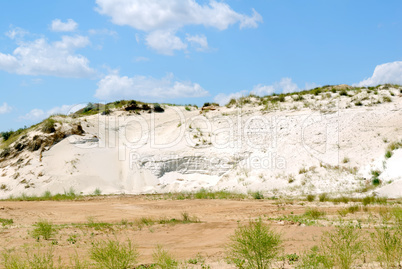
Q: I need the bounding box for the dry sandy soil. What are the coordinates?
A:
[0,196,399,268]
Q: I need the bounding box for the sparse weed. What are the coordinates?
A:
[152,245,178,269]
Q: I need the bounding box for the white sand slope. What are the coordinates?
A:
[1,86,402,198]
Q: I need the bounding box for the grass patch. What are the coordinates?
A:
[4,188,81,201]
[0,218,13,226]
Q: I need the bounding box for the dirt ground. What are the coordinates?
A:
[0,196,399,268]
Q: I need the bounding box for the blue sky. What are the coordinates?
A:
[1,0,402,131]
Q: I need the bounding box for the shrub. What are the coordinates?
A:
[306,194,315,202]
[93,188,102,196]
[41,119,56,133]
[185,106,191,111]
[90,239,139,269]
[1,131,14,141]
[3,246,56,269]
[226,218,282,269]
[252,191,264,200]
[383,96,392,103]
[371,224,402,268]
[319,193,328,202]
[154,104,165,113]
[385,150,393,159]
[321,223,365,269]
[152,245,178,269]
[372,178,381,186]
[339,90,348,96]
[347,205,360,214]
[31,219,56,240]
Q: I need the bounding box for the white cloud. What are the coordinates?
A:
[51,19,78,32]
[356,61,402,87]
[95,72,209,101]
[20,104,86,121]
[135,56,150,62]
[6,27,28,40]
[251,78,300,95]
[251,84,275,96]
[0,35,95,78]
[304,82,319,91]
[95,0,262,55]
[145,30,187,55]
[21,108,46,121]
[186,34,208,51]
[88,28,118,37]
[0,103,12,114]
[214,90,248,106]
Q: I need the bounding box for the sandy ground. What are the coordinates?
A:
[0,196,398,268]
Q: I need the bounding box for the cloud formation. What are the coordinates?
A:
[0,103,12,114]
[95,0,262,55]
[95,72,209,101]
[20,104,86,121]
[51,19,78,32]
[0,33,95,78]
[356,61,402,86]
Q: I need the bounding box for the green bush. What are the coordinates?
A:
[319,193,328,202]
[320,223,365,269]
[41,119,56,133]
[226,218,282,269]
[3,246,56,269]
[385,150,393,159]
[306,194,315,202]
[371,224,402,268]
[252,191,264,200]
[1,131,14,141]
[31,219,56,240]
[90,239,139,269]
[154,104,165,113]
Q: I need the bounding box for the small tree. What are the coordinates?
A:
[226,218,282,269]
